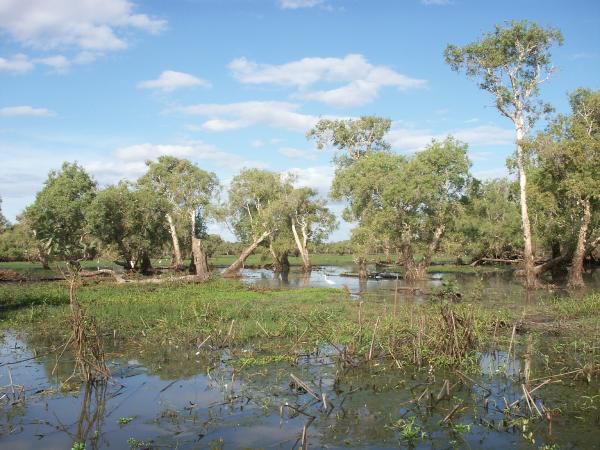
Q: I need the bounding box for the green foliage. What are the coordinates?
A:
[452,178,522,259]
[307,116,391,166]
[87,183,170,267]
[0,223,40,262]
[445,20,563,128]
[23,162,97,263]
[0,196,9,233]
[332,137,472,271]
[225,169,292,243]
[118,416,135,426]
[528,88,600,254]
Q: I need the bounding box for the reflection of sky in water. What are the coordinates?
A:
[1,326,600,449]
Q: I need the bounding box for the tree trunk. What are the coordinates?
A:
[568,198,591,289]
[356,257,368,280]
[402,224,444,281]
[269,243,290,274]
[138,251,153,275]
[515,121,537,288]
[190,210,209,280]
[166,213,184,270]
[291,220,311,272]
[37,247,50,270]
[223,230,272,278]
[550,240,564,281]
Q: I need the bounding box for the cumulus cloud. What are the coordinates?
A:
[283,165,334,196]
[388,123,514,152]
[0,0,166,51]
[175,101,323,132]
[138,70,211,92]
[0,106,55,117]
[278,0,325,9]
[229,54,426,107]
[113,142,268,172]
[0,54,34,74]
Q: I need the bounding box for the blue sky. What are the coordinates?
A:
[1,0,598,240]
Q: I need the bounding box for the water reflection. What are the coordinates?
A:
[1,331,599,450]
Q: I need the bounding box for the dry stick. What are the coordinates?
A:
[509,379,552,408]
[507,323,517,361]
[521,384,534,415]
[256,321,271,338]
[368,317,381,361]
[527,369,584,383]
[301,416,315,450]
[290,374,320,402]
[197,335,211,350]
[436,380,450,401]
[525,385,543,418]
[440,401,464,424]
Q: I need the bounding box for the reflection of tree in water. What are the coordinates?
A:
[71,382,108,450]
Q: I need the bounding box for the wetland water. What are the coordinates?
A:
[1,267,599,449]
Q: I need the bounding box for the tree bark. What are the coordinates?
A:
[223,230,272,278]
[356,257,368,280]
[515,119,537,288]
[166,213,184,270]
[269,242,290,274]
[138,251,153,275]
[291,219,311,272]
[190,210,209,280]
[568,198,591,289]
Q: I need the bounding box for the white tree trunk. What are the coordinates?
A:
[190,210,209,280]
[291,220,311,272]
[223,230,272,277]
[568,198,591,289]
[166,213,183,269]
[515,120,537,288]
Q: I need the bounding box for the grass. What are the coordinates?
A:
[0,278,598,374]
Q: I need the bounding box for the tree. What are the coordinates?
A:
[138,156,219,279]
[308,115,392,277]
[453,178,522,261]
[24,162,97,266]
[307,116,391,166]
[0,196,9,233]
[385,138,472,279]
[445,20,563,288]
[222,169,291,277]
[286,187,337,272]
[531,89,600,287]
[332,138,471,280]
[87,183,170,273]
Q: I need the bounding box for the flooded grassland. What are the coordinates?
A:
[0,267,599,449]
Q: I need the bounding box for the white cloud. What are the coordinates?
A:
[283,165,334,196]
[114,142,268,172]
[33,55,71,72]
[138,70,211,92]
[0,0,166,51]
[175,101,323,132]
[0,106,55,117]
[278,147,318,160]
[279,0,325,9]
[388,123,514,152]
[0,54,34,73]
[229,54,426,107]
[251,139,265,148]
[452,126,514,147]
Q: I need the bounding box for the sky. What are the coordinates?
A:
[0,0,599,241]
